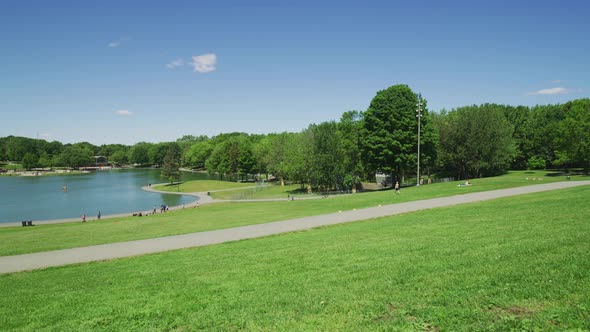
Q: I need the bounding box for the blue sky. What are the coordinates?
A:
[1,0,588,145]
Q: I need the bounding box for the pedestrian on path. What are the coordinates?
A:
[97,211,101,220]
[82,214,86,222]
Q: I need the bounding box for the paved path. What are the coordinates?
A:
[1,181,588,274]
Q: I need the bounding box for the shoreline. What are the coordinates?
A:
[0,184,205,228]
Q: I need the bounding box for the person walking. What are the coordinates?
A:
[394,181,400,194]
[97,211,101,220]
[82,213,86,222]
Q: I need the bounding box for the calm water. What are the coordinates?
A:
[0,169,218,223]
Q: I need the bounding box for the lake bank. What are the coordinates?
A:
[0,169,213,224]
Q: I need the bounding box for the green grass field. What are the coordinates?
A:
[153,179,253,193]
[203,170,581,200]
[1,171,587,256]
[1,185,588,330]
[210,183,305,199]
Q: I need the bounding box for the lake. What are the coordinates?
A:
[0,169,218,224]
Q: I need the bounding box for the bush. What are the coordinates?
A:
[527,156,546,170]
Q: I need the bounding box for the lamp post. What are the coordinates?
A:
[416,94,423,186]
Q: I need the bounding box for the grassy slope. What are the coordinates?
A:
[1,171,587,256]
[153,180,253,193]
[211,183,304,199]
[1,186,589,330]
[207,170,579,199]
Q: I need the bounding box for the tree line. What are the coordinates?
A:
[2,85,588,190]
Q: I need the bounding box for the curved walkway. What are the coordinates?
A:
[1,181,588,274]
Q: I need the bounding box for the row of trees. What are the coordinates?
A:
[2,85,588,190]
[434,98,590,178]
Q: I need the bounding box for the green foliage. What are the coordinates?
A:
[307,121,346,191]
[109,150,128,165]
[435,104,516,178]
[362,85,436,179]
[529,104,566,168]
[558,99,590,172]
[127,142,151,165]
[527,155,546,170]
[148,143,170,166]
[1,91,589,178]
[205,135,256,178]
[56,145,94,168]
[21,152,38,170]
[501,105,533,169]
[184,140,213,169]
[338,110,365,188]
[161,143,181,183]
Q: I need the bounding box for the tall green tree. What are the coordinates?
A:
[128,142,151,165]
[338,111,364,192]
[22,152,38,170]
[309,121,346,191]
[362,85,436,181]
[56,145,94,168]
[253,132,296,185]
[501,105,533,169]
[529,104,565,169]
[149,143,170,166]
[558,99,590,173]
[436,104,516,179]
[161,143,181,183]
[184,140,213,170]
[205,136,256,179]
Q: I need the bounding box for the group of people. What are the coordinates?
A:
[81,211,100,222]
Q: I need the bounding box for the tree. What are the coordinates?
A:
[308,121,346,191]
[253,132,296,185]
[436,104,516,179]
[362,85,436,182]
[57,145,94,168]
[128,142,151,165]
[149,143,170,166]
[22,152,38,170]
[37,152,52,168]
[184,140,213,170]
[501,105,533,169]
[205,136,256,179]
[338,111,364,192]
[110,150,129,165]
[529,104,565,169]
[558,99,590,173]
[161,144,181,183]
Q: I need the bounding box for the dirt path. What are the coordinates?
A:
[1,181,588,274]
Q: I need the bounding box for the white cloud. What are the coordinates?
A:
[108,41,121,48]
[552,79,562,83]
[528,87,570,96]
[191,53,217,73]
[166,58,184,69]
[115,109,133,116]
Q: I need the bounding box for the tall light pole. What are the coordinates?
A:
[416,94,423,186]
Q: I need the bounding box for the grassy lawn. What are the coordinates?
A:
[210,183,304,199]
[208,170,582,200]
[1,170,588,256]
[153,179,253,193]
[1,186,589,330]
